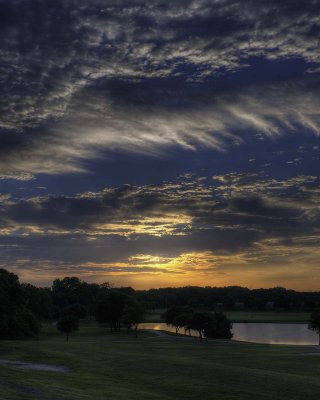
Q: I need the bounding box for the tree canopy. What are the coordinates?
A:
[57,315,79,341]
[0,269,40,338]
[122,302,146,337]
[95,290,132,331]
[163,306,233,340]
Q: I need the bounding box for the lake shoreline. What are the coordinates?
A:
[146,329,320,348]
[140,322,319,345]
[148,320,308,324]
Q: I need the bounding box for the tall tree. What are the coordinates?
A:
[162,306,193,334]
[204,312,233,339]
[188,311,212,341]
[22,284,53,320]
[57,315,79,342]
[175,313,195,335]
[122,303,145,337]
[95,290,130,331]
[0,269,40,338]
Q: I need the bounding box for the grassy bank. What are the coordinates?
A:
[0,322,319,399]
[145,309,310,323]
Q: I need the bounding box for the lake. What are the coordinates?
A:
[140,322,319,345]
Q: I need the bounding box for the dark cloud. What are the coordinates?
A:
[0,1,320,286]
[0,1,320,178]
[0,174,319,272]
[230,196,301,219]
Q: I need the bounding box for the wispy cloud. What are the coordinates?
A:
[0,1,320,178]
[0,173,320,287]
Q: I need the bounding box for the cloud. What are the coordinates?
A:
[0,0,320,178]
[0,170,319,288]
[1,2,320,288]
[0,173,319,278]
[1,173,319,234]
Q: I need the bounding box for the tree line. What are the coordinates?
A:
[136,286,320,311]
[1,268,320,343]
[0,269,147,340]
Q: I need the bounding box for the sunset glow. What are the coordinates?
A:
[0,1,320,290]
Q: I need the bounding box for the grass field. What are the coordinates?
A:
[0,322,320,400]
[145,309,310,323]
[225,311,310,323]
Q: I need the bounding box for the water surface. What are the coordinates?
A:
[140,322,319,345]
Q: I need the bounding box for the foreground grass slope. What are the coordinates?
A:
[0,322,319,400]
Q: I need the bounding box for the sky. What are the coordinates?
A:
[0,0,320,290]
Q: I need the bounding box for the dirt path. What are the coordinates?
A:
[0,359,71,372]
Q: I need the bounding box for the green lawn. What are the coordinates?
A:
[146,309,310,323]
[0,322,319,400]
[225,311,310,323]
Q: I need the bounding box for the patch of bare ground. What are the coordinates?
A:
[0,359,71,372]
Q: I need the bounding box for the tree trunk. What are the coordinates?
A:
[66,333,69,342]
[135,325,138,338]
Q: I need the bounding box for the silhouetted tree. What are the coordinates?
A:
[136,285,320,311]
[52,277,101,319]
[0,269,40,338]
[57,315,79,341]
[172,313,192,335]
[62,303,88,319]
[204,312,233,339]
[95,290,130,331]
[308,308,320,345]
[162,306,193,334]
[22,283,53,320]
[122,302,145,337]
[188,311,212,341]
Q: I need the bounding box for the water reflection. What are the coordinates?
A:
[232,323,318,345]
[140,323,198,337]
[140,322,319,345]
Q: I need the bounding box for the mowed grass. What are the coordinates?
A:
[146,309,310,323]
[0,322,319,400]
[225,311,310,323]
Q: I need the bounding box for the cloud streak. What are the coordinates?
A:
[1,1,320,289]
[1,173,320,287]
[0,1,320,178]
